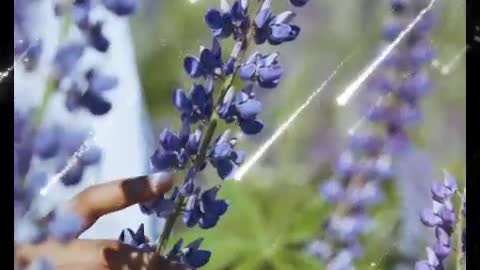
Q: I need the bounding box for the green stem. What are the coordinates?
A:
[156,196,185,253]
[33,79,56,129]
[156,117,218,255]
[33,12,72,129]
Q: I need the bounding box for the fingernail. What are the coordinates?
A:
[147,172,173,192]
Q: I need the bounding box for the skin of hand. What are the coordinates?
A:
[15,174,191,270]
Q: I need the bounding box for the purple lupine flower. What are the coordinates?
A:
[184,38,224,78]
[415,172,458,269]
[253,0,301,46]
[218,84,264,135]
[183,185,229,229]
[172,84,214,122]
[208,131,245,179]
[140,0,309,267]
[239,52,284,88]
[150,122,203,171]
[205,6,235,39]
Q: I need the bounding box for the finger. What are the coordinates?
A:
[16,240,103,268]
[100,241,192,270]
[70,173,173,232]
[17,239,191,270]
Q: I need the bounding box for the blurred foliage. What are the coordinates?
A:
[174,180,327,270]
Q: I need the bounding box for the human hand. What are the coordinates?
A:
[15,174,190,270]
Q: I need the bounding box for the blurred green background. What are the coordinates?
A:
[129,0,465,269]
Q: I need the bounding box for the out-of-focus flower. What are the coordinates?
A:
[309,0,439,268]
[415,172,458,270]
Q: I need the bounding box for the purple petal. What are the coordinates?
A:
[172,88,192,112]
[212,142,232,159]
[239,119,264,135]
[239,63,256,80]
[205,8,224,29]
[257,65,283,82]
[426,247,439,266]
[215,159,234,179]
[79,90,112,115]
[34,127,61,159]
[86,69,118,92]
[159,129,181,151]
[150,151,177,171]
[420,208,441,227]
[289,0,309,7]
[199,214,220,229]
[255,0,272,28]
[184,249,211,267]
[87,22,110,52]
[236,99,262,119]
[190,84,208,108]
[184,56,204,78]
[320,180,344,203]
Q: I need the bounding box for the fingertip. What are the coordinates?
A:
[146,172,174,194]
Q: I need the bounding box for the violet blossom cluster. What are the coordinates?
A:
[14,1,138,268]
[52,0,138,116]
[368,0,437,151]
[115,0,310,268]
[415,172,459,270]
[306,0,438,269]
[14,110,94,245]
